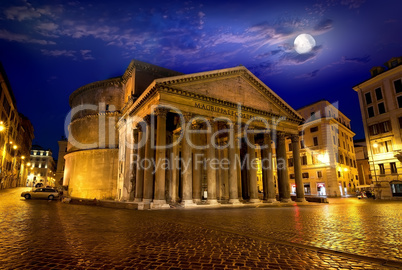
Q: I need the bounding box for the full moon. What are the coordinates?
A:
[294,33,316,54]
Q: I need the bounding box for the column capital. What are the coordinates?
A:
[154,107,169,118]
[143,115,152,125]
[182,112,193,122]
[191,122,203,130]
[290,134,299,143]
[277,131,287,140]
[136,122,145,132]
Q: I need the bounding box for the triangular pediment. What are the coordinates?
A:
[155,66,302,122]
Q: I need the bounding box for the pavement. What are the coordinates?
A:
[0,187,401,270]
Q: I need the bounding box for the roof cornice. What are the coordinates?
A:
[353,64,402,90]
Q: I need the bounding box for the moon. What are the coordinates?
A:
[294,34,316,54]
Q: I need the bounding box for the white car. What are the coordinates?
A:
[21,187,59,200]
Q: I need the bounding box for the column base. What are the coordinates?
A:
[229,198,242,205]
[181,200,196,207]
[296,198,308,203]
[193,198,202,204]
[264,198,279,203]
[151,200,170,209]
[248,198,261,203]
[206,199,220,205]
[280,198,292,203]
[134,198,142,203]
[142,198,152,204]
[137,202,151,210]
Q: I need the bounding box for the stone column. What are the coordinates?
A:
[152,108,170,208]
[142,115,154,204]
[291,134,306,203]
[170,131,180,203]
[181,113,195,206]
[192,122,202,203]
[134,123,145,202]
[276,132,291,202]
[247,130,260,203]
[261,133,277,203]
[206,119,219,205]
[228,123,241,204]
[130,128,138,201]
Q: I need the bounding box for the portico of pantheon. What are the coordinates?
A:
[64,60,306,209]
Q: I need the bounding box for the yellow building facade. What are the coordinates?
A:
[28,145,56,187]
[0,62,34,189]
[353,57,402,199]
[287,100,358,197]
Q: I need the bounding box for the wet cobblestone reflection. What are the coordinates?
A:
[1,188,401,269]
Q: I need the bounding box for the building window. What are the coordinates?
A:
[290,174,295,179]
[391,184,402,197]
[394,79,402,93]
[313,137,318,146]
[385,140,393,152]
[378,102,386,114]
[338,171,341,177]
[369,121,392,135]
[288,158,294,167]
[301,156,307,165]
[367,107,374,118]
[353,160,356,168]
[365,92,372,104]
[399,117,402,129]
[317,171,322,178]
[375,87,383,100]
[288,143,292,152]
[390,162,397,174]
[397,96,402,108]
[379,163,385,175]
[312,154,318,165]
[382,121,391,133]
[310,126,318,133]
[333,136,336,145]
[373,140,393,154]
[302,172,309,178]
[300,140,305,149]
[340,154,344,164]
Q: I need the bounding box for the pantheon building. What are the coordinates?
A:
[64,60,306,209]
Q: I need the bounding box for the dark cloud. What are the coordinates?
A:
[295,69,320,79]
[342,55,370,64]
[281,45,323,65]
[314,19,333,32]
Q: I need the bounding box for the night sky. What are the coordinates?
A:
[0,0,401,157]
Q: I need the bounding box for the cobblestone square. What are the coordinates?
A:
[1,188,401,269]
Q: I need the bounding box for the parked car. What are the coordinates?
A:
[21,187,59,200]
[357,190,375,199]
